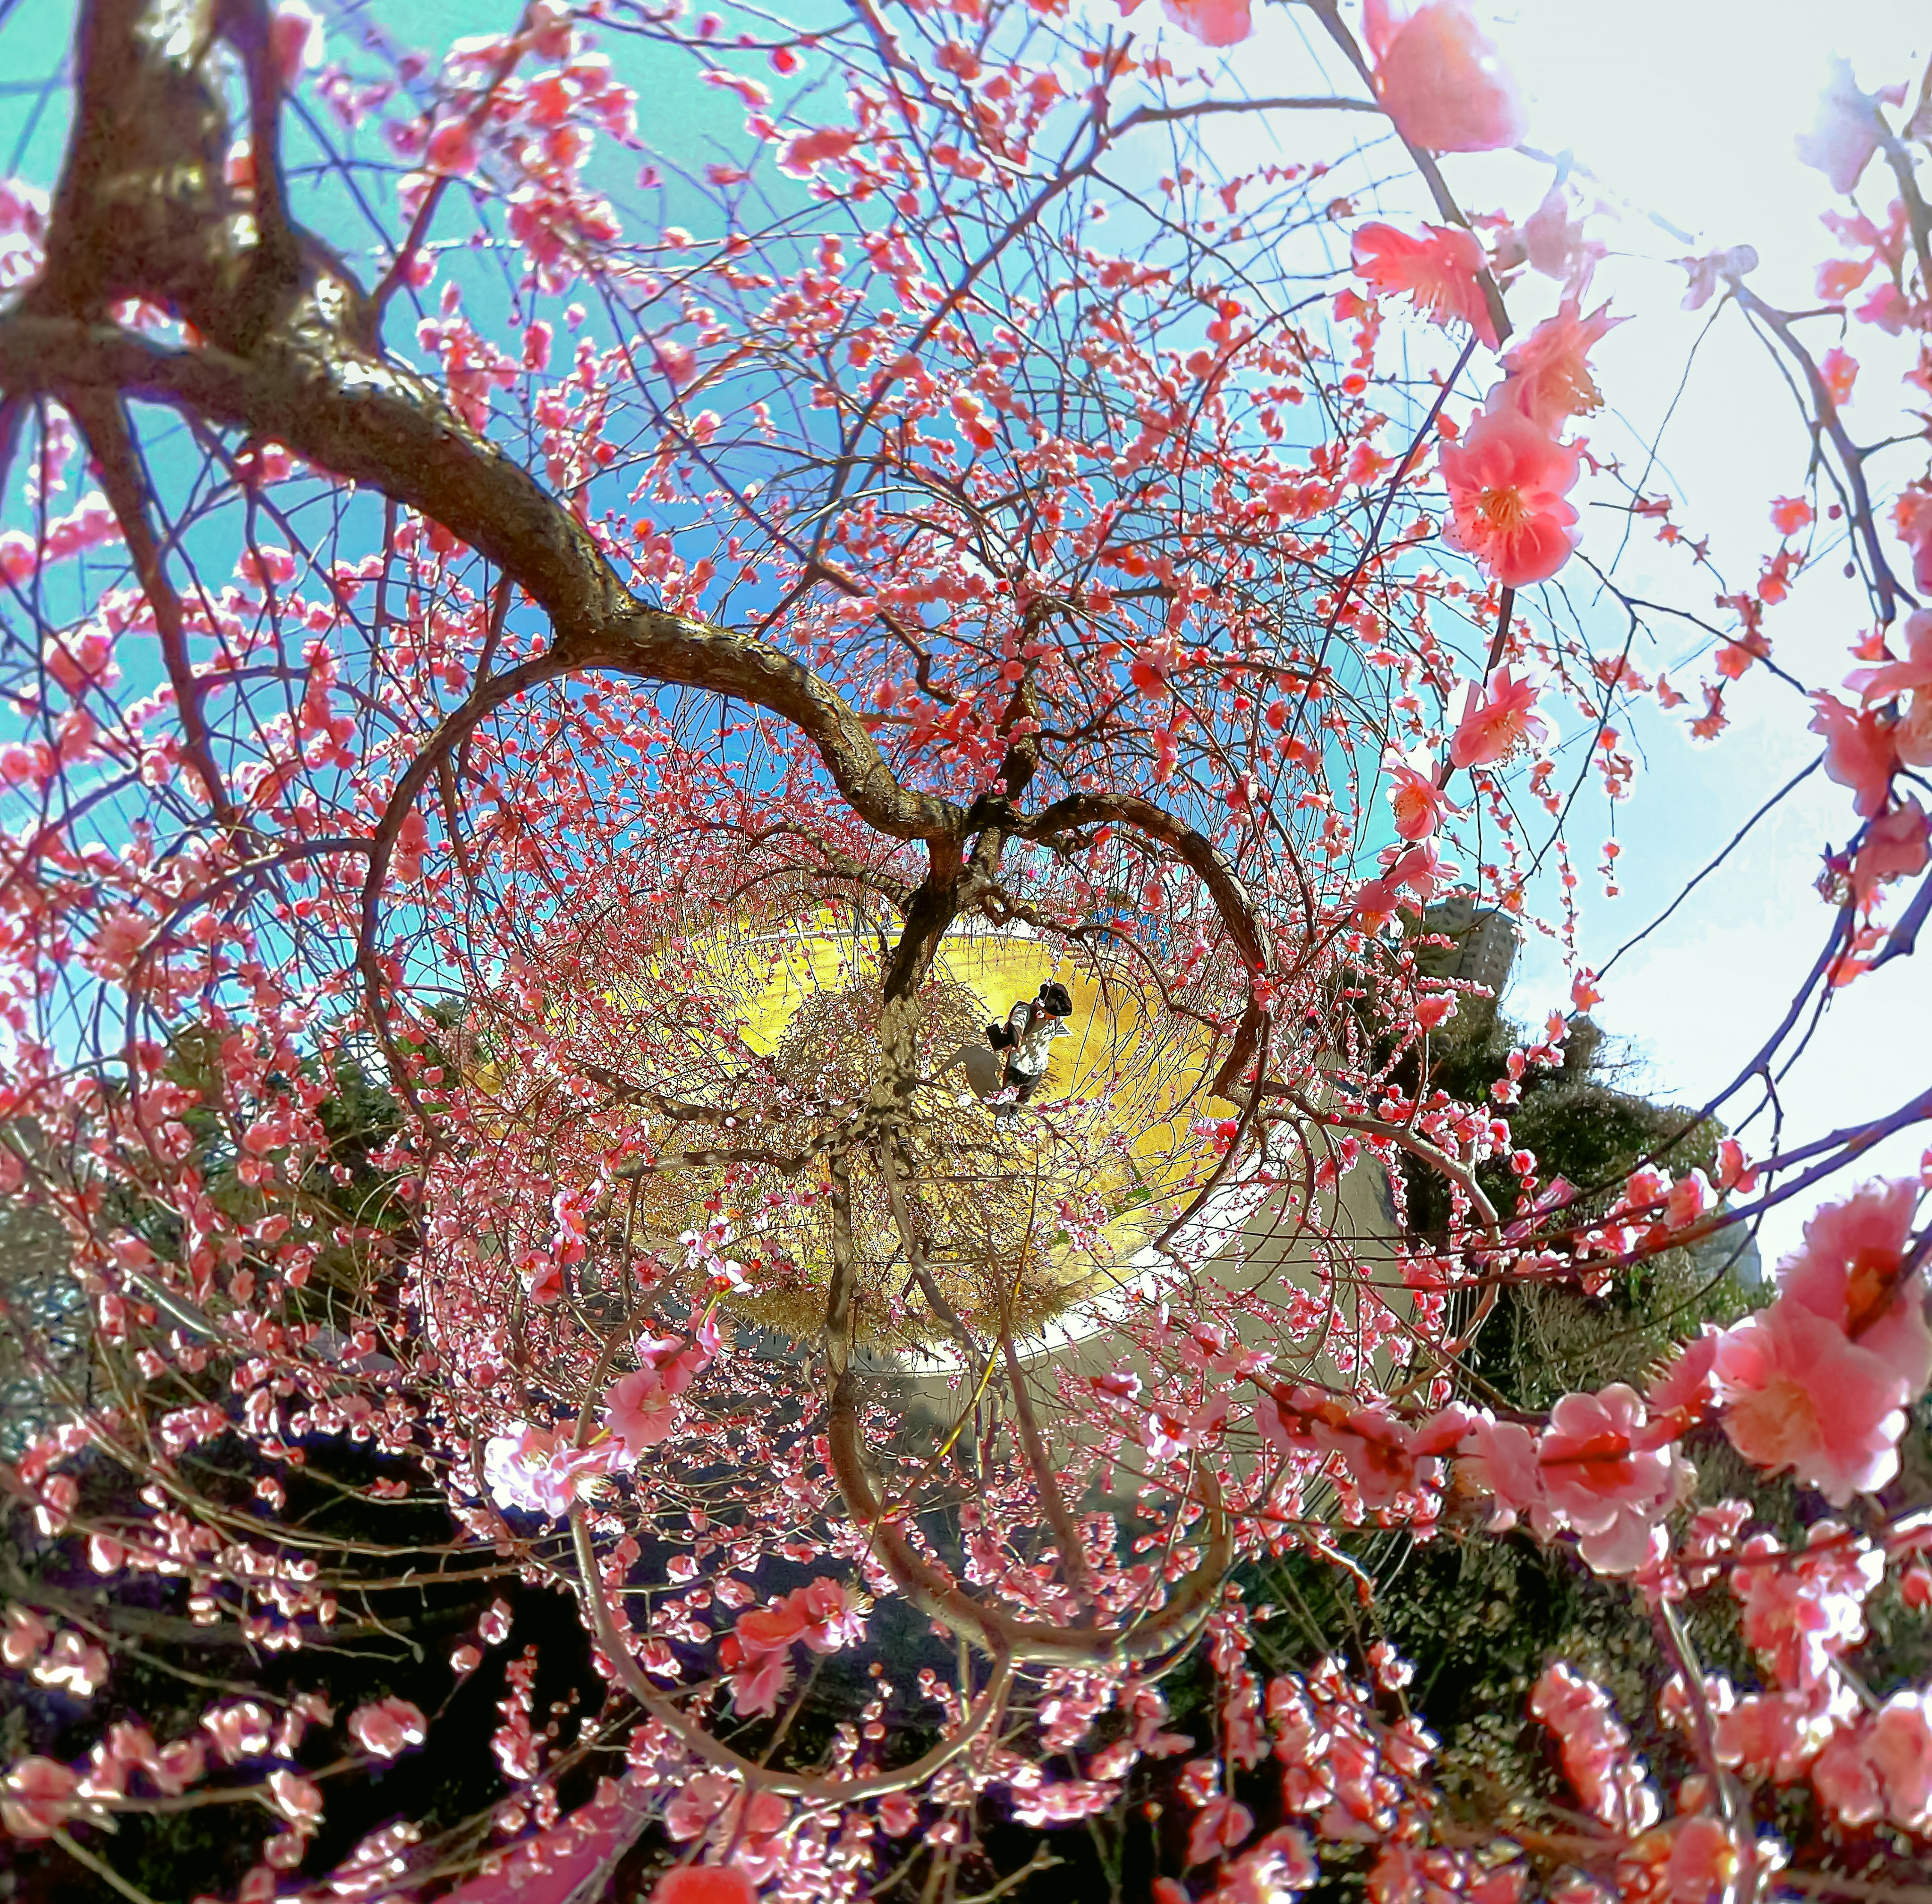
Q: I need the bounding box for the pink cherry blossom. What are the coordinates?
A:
[1158,0,1252,48]
[1187,1792,1254,1865]
[1,1757,78,1838]
[1895,489,1932,594]
[269,1768,324,1826]
[1363,1,1526,153]
[1714,1301,1916,1504]
[1536,1385,1682,1575]
[1450,666,1550,768]
[1495,297,1624,433]
[1731,1523,1883,1691]
[1811,1690,1932,1834]
[1663,1815,1738,1904]
[1456,1415,1545,1530]
[1794,57,1908,194]
[349,1697,428,1759]
[1850,797,1929,907]
[1809,693,1898,816]
[1777,1178,1929,1388]
[601,1333,711,1466]
[482,1422,610,1518]
[2,1607,49,1670]
[1846,608,1932,767]
[1521,184,1603,288]
[269,3,324,90]
[1350,221,1497,348]
[1384,745,1457,840]
[1440,406,1581,588]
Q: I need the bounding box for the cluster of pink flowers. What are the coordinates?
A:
[481,1420,613,1519]
[2,1609,108,1701]
[599,1325,715,1464]
[717,1578,866,1717]
[1530,1664,1661,1836]
[1711,1179,1930,1503]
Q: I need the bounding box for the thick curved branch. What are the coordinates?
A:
[0,316,967,845]
[566,1500,1012,1799]
[825,1371,1228,1667]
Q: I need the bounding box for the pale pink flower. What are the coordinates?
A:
[1795,57,1908,194]
[268,1768,324,1826]
[1158,0,1252,47]
[1537,1385,1682,1575]
[1778,1178,1930,1391]
[1351,221,1498,348]
[1363,1,1526,153]
[482,1422,610,1519]
[1382,838,1459,905]
[1810,1691,1932,1833]
[30,1631,108,1699]
[202,1701,273,1764]
[1,1757,77,1838]
[2,1607,49,1670]
[1521,184,1603,288]
[1715,1685,1848,1781]
[1384,745,1457,840]
[1715,1301,1915,1503]
[1809,694,1898,816]
[1440,406,1581,587]
[348,1697,428,1760]
[1450,666,1550,768]
[1456,1415,1545,1530]
[1495,297,1624,433]
[1732,1525,1883,1690]
[1864,1690,1932,1833]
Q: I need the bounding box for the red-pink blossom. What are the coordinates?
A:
[1439,406,1581,587]
[269,3,323,89]
[1350,221,1497,348]
[1731,1523,1883,1691]
[2,1607,49,1670]
[1521,184,1603,287]
[1495,297,1624,432]
[1809,693,1899,817]
[1187,1793,1254,1865]
[1895,490,1932,595]
[1663,1816,1739,1904]
[777,125,860,177]
[349,1697,428,1760]
[1449,666,1550,767]
[1,1757,78,1838]
[1536,1385,1682,1575]
[601,1333,710,1465]
[1383,745,1456,839]
[1363,1,1526,153]
[1158,0,1252,47]
[1850,797,1929,907]
[269,1768,324,1826]
[1776,1177,1930,1391]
